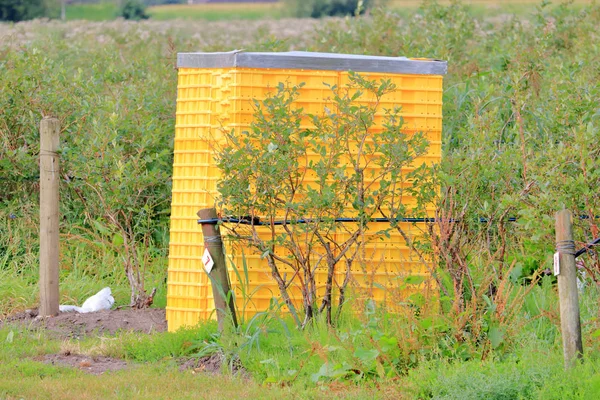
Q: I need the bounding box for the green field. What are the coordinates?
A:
[65,2,119,21]
[2,0,600,398]
[148,2,282,21]
[62,0,596,21]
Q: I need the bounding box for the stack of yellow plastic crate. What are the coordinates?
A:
[167,51,447,331]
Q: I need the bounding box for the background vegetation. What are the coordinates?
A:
[1,0,600,397]
[2,0,594,22]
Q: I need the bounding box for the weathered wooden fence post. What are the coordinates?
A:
[197,208,238,331]
[555,209,583,368]
[39,117,61,317]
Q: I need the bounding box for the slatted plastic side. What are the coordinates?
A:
[333,72,442,305]
[167,68,219,331]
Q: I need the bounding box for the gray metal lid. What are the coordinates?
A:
[177,50,447,75]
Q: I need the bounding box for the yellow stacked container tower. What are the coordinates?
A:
[167,51,447,331]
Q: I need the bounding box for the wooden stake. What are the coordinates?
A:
[39,117,60,317]
[197,208,238,330]
[555,209,583,368]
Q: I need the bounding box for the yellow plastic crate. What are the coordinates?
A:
[167,51,447,331]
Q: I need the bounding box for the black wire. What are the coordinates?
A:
[198,215,599,259]
[199,216,458,226]
[4,174,600,257]
[575,237,600,259]
[197,214,593,226]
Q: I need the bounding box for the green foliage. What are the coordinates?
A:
[120,324,216,362]
[0,0,45,22]
[0,21,175,307]
[284,0,373,18]
[409,353,554,399]
[120,0,149,20]
[2,2,600,394]
[312,0,600,338]
[0,326,60,362]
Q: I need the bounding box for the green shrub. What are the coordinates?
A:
[0,0,45,21]
[216,75,433,327]
[120,0,149,20]
[284,0,373,18]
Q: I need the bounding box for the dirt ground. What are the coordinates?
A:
[39,353,129,375]
[0,308,230,376]
[1,307,168,338]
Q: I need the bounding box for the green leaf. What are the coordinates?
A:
[92,220,112,236]
[375,361,385,378]
[488,326,505,349]
[262,376,278,384]
[6,330,14,344]
[407,293,425,307]
[112,233,124,247]
[354,348,379,363]
[419,317,433,330]
[404,275,426,285]
[378,336,398,353]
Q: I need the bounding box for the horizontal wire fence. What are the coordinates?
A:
[198,216,600,258]
[5,175,598,258]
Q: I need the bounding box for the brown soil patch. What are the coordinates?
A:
[179,353,226,374]
[1,308,249,377]
[178,353,249,378]
[40,353,129,375]
[0,308,167,339]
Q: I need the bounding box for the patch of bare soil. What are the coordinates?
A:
[0,308,167,339]
[1,308,249,377]
[178,353,249,378]
[39,353,128,375]
[179,353,226,374]
[36,352,247,377]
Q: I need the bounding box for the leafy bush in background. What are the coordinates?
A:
[284,0,373,18]
[0,0,46,21]
[311,0,600,286]
[120,0,149,20]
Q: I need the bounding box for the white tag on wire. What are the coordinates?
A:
[202,248,215,274]
[553,252,560,276]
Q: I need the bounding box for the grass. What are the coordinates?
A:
[147,2,283,21]
[65,2,118,21]
[0,360,324,400]
[0,325,398,399]
[2,311,600,399]
[388,0,595,18]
